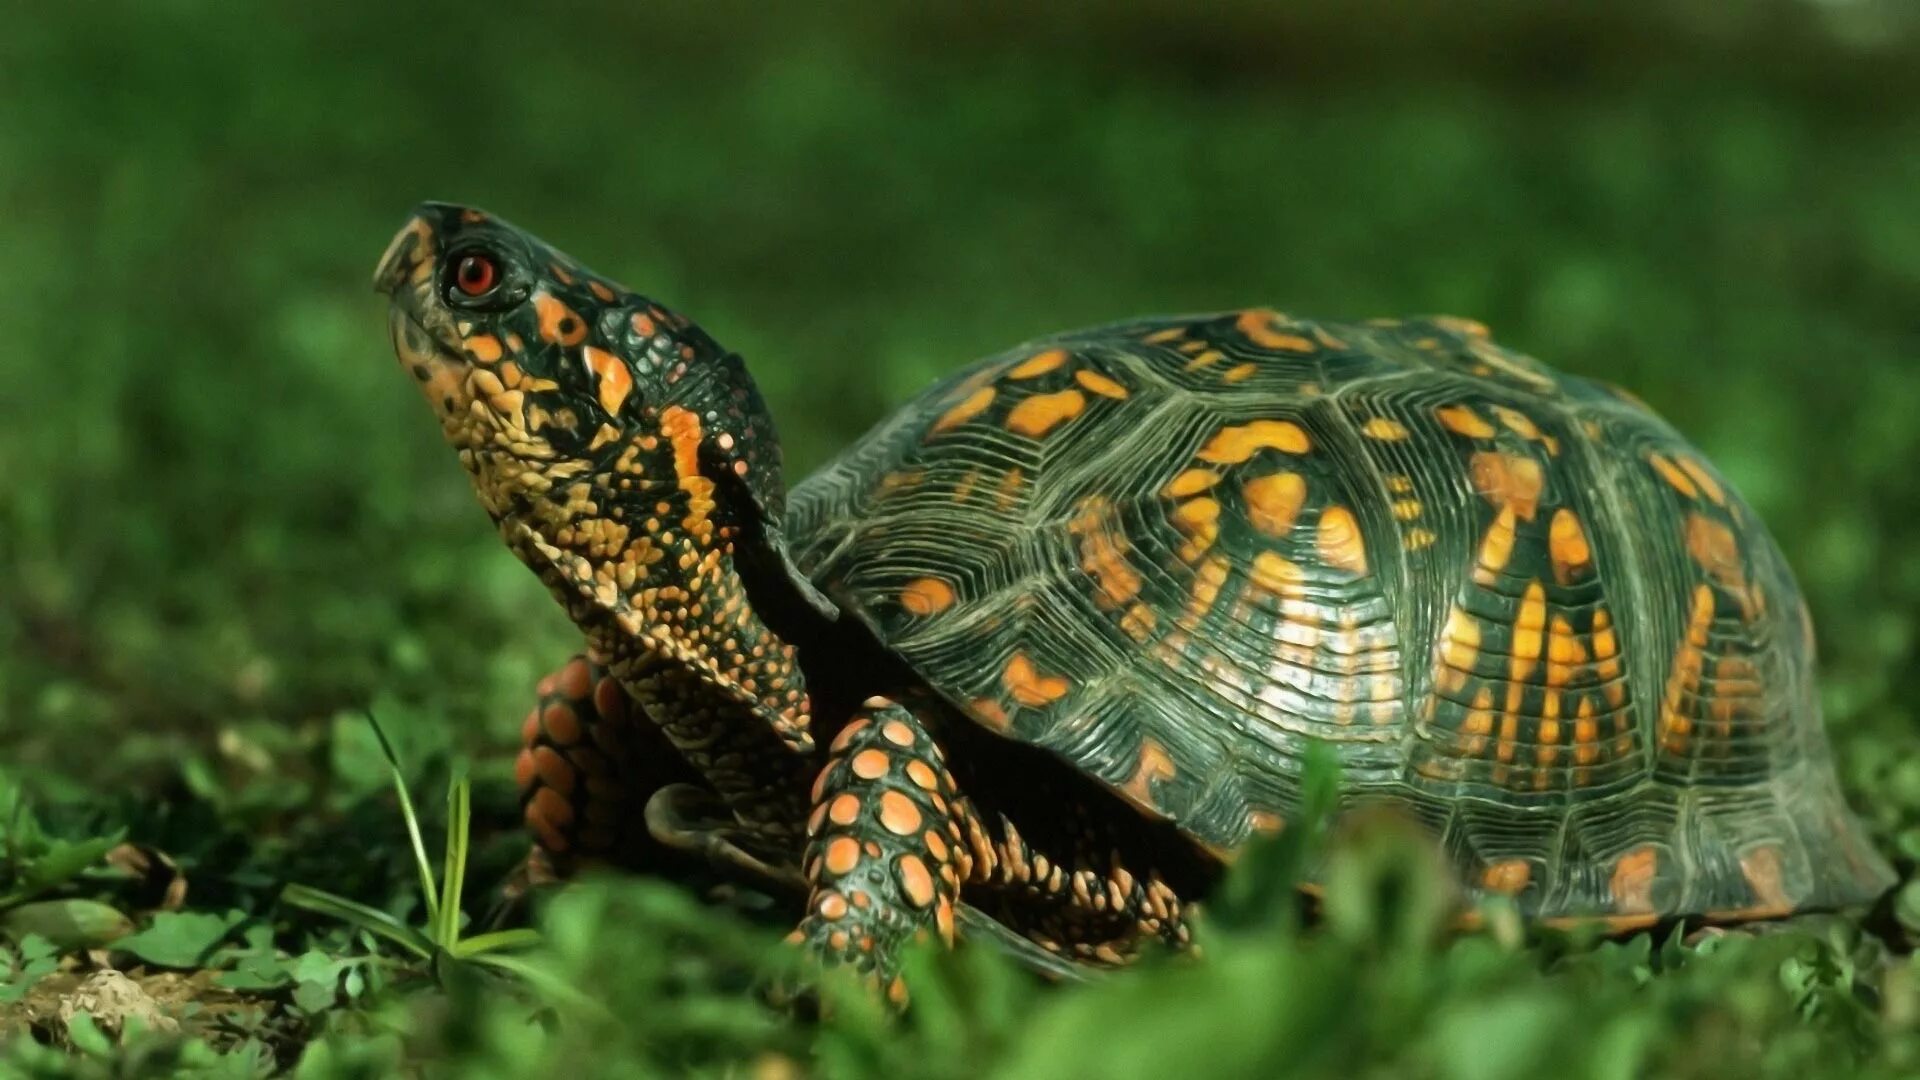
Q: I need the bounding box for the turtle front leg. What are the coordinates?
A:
[793,697,965,1001]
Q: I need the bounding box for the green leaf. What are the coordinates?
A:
[437,768,471,950]
[1,899,135,950]
[114,909,245,969]
[450,928,542,958]
[280,883,432,959]
[366,710,440,926]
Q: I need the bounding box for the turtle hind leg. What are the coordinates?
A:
[513,654,701,877]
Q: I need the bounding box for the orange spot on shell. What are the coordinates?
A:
[1120,739,1176,809]
[1164,468,1220,498]
[1469,452,1544,521]
[1235,308,1316,351]
[971,699,1012,732]
[534,291,587,346]
[1436,404,1497,439]
[1610,846,1659,913]
[1649,452,1699,498]
[1004,653,1070,708]
[1006,389,1087,437]
[1362,416,1409,441]
[824,837,861,876]
[1243,472,1306,537]
[1489,405,1540,439]
[584,346,633,416]
[1740,845,1792,911]
[896,854,936,908]
[1549,508,1592,584]
[899,577,955,616]
[1482,859,1531,895]
[1196,420,1311,463]
[1075,369,1129,399]
[932,386,995,434]
[1008,348,1069,379]
[1677,457,1726,506]
[878,792,923,836]
[1316,505,1368,574]
[1221,362,1258,383]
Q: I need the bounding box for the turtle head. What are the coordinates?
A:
[374,202,789,539]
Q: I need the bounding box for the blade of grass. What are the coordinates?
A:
[281,883,434,960]
[366,711,439,926]
[437,767,471,949]
[467,952,615,1023]
[450,928,543,958]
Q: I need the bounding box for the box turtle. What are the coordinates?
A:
[375,203,1893,992]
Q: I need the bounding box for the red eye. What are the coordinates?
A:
[454,254,497,296]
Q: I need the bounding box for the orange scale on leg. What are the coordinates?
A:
[830,720,870,754]
[520,708,541,744]
[592,676,627,723]
[557,658,593,700]
[541,703,583,746]
[513,748,538,791]
[532,746,576,795]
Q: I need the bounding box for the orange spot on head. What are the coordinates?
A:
[1009,348,1069,379]
[1235,308,1316,351]
[1243,471,1307,537]
[534,291,587,346]
[931,386,995,434]
[588,279,617,303]
[464,334,504,362]
[1004,653,1070,708]
[1196,419,1312,463]
[1315,505,1368,575]
[1075,369,1129,399]
[1006,389,1087,438]
[1436,405,1497,439]
[899,577,956,616]
[584,346,633,416]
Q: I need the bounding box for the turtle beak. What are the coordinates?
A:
[373,214,436,295]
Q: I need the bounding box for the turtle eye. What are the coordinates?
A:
[453,253,498,297]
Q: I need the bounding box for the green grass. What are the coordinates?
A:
[2,0,1918,1075]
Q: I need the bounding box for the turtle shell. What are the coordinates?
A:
[784,309,1893,920]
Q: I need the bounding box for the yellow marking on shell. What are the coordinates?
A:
[1143,326,1184,344]
[1609,846,1659,914]
[583,346,633,416]
[1070,497,1142,609]
[533,291,587,346]
[1221,362,1258,383]
[1164,468,1221,498]
[1404,527,1437,550]
[1183,349,1223,371]
[1171,497,1220,561]
[1648,452,1699,498]
[1677,457,1726,505]
[1548,508,1592,585]
[1242,472,1307,537]
[1120,739,1176,809]
[1739,845,1792,911]
[1075,369,1129,399]
[1469,451,1544,521]
[1316,505,1368,575]
[900,577,956,616]
[1196,419,1311,463]
[1473,507,1518,585]
[1362,416,1410,441]
[1462,687,1495,755]
[1391,498,1422,521]
[1437,606,1480,692]
[1235,308,1316,351]
[1385,474,1415,494]
[1432,314,1491,339]
[932,386,995,434]
[1008,348,1069,379]
[1489,405,1540,440]
[1004,653,1070,708]
[1658,583,1717,755]
[1006,389,1087,437]
[1184,556,1231,624]
[1482,859,1531,895]
[1436,404,1497,439]
[1511,581,1547,689]
[1546,615,1587,689]
[995,467,1026,511]
[1248,551,1301,596]
[1120,602,1157,642]
[1685,512,1746,593]
[971,698,1012,732]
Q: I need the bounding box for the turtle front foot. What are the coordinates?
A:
[790,697,966,1005]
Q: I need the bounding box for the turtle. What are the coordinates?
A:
[374,202,1894,993]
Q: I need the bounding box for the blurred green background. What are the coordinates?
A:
[3,0,1920,1071]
